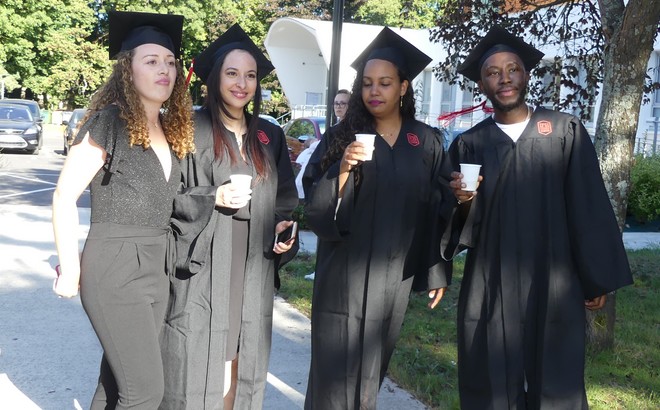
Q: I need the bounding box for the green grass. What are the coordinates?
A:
[277,249,660,410]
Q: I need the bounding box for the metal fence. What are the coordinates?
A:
[291,105,327,119]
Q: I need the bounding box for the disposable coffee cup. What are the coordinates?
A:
[460,163,481,191]
[355,134,376,161]
[230,174,252,193]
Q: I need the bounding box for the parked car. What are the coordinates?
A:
[259,114,280,126]
[62,108,88,155]
[0,99,43,152]
[0,104,41,154]
[282,116,326,162]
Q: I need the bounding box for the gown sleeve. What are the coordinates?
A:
[440,136,483,260]
[270,125,300,273]
[418,128,455,291]
[271,126,299,225]
[305,159,354,242]
[563,118,633,299]
[171,152,218,277]
[301,127,335,203]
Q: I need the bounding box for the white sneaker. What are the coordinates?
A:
[304,272,315,281]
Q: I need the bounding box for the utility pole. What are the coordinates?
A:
[325,0,344,128]
[0,74,7,100]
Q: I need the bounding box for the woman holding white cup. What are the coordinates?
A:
[161,24,298,409]
[303,28,454,409]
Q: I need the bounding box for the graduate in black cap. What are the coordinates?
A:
[442,25,632,409]
[303,27,454,410]
[52,10,195,409]
[159,23,298,410]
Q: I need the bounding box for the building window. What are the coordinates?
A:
[305,92,323,106]
[653,52,660,118]
[419,71,432,116]
[538,59,561,110]
[457,83,476,129]
[571,56,598,124]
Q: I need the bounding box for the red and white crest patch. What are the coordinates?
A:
[537,121,552,136]
[407,133,420,146]
[257,130,270,144]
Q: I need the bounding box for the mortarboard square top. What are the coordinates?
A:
[193,24,275,84]
[457,25,545,83]
[351,27,432,81]
[108,11,184,60]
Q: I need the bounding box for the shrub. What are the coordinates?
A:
[628,155,660,222]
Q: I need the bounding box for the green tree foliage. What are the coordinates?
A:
[353,0,440,28]
[0,0,109,108]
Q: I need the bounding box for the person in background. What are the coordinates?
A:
[442,25,633,409]
[332,89,350,124]
[159,24,298,410]
[303,27,453,409]
[302,91,350,280]
[52,11,194,409]
[295,136,320,200]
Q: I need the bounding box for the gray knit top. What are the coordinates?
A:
[73,105,180,227]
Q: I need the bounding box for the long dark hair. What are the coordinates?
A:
[204,48,270,179]
[321,62,416,174]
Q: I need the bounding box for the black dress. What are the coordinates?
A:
[160,110,298,409]
[304,119,453,410]
[442,108,633,409]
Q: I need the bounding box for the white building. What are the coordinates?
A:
[265,17,660,154]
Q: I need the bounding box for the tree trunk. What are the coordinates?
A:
[590,0,660,350]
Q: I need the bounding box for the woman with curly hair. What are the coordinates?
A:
[52,11,194,409]
[159,23,298,410]
[303,28,453,410]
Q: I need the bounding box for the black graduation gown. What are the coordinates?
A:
[160,110,298,409]
[304,119,453,410]
[442,108,633,409]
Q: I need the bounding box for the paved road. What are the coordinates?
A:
[0,126,426,409]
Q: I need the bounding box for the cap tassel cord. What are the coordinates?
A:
[185,59,195,87]
[437,100,493,127]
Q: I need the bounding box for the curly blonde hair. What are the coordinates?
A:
[85,50,195,159]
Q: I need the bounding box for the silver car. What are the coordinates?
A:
[0,104,40,154]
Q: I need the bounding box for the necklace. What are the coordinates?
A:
[377,124,401,138]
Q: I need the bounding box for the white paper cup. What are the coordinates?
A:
[230,174,252,193]
[460,163,481,191]
[355,134,376,161]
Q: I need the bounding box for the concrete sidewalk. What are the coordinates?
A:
[0,205,424,409]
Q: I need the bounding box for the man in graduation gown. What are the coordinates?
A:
[442,26,633,409]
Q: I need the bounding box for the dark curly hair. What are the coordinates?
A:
[321,61,417,181]
[83,49,195,159]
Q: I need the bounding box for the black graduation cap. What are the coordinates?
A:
[193,23,275,84]
[350,27,432,81]
[108,11,184,60]
[457,25,545,83]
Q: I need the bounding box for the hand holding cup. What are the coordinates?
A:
[340,134,376,174]
[449,163,483,204]
[216,174,252,208]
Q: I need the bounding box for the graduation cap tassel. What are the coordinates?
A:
[437,100,493,127]
[185,59,195,87]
